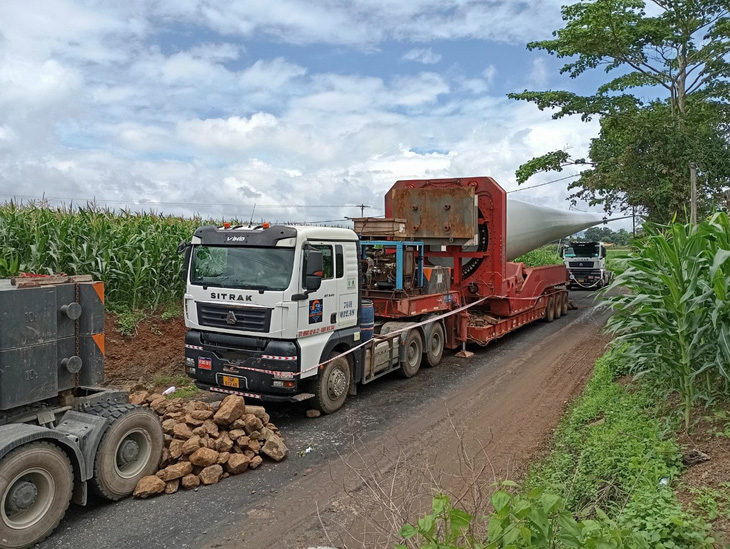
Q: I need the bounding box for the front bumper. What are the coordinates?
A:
[193,380,314,403]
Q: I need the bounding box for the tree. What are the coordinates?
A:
[510,0,730,223]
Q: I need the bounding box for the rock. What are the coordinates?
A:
[146,393,164,404]
[184,401,212,413]
[261,435,287,462]
[222,472,230,479]
[199,464,224,485]
[213,395,246,426]
[169,439,184,460]
[243,414,264,434]
[162,418,177,434]
[248,430,262,441]
[182,435,203,455]
[173,422,194,440]
[225,454,250,474]
[306,409,321,418]
[244,450,256,459]
[190,409,214,421]
[185,413,205,427]
[150,398,170,414]
[262,413,270,424]
[228,429,245,440]
[249,455,263,469]
[244,405,267,418]
[230,419,246,430]
[190,447,219,467]
[163,434,173,444]
[683,449,710,466]
[235,435,250,449]
[247,439,262,454]
[202,419,219,437]
[217,451,231,465]
[192,426,207,437]
[159,448,171,468]
[206,437,217,449]
[165,411,184,420]
[156,462,193,481]
[129,391,149,406]
[134,475,165,498]
[181,474,200,490]
[164,479,180,494]
[214,433,234,453]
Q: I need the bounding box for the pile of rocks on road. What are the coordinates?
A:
[130,391,288,498]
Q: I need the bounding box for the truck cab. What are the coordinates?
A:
[561,241,612,289]
[182,224,363,410]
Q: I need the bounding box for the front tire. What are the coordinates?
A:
[561,292,569,316]
[87,403,164,501]
[424,322,445,367]
[0,442,74,549]
[398,329,423,378]
[313,352,351,414]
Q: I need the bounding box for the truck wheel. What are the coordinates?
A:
[0,442,73,549]
[398,329,423,378]
[554,293,563,319]
[87,403,164,501]
[561,292,569,316]
[313,352,351,414]
[544,296,555,322]
[424,322,445,367]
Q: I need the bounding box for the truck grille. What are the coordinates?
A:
[569,261,595,268]
[197,303,272,333]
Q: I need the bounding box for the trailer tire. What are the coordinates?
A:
[561,292,569,316]
[313,352,351,414]
[0,442,73,549]
[87,403,164,501]
[424,322,445,367]
[398,329,423,378]
[544,296,555,322]
[554,293,563,319]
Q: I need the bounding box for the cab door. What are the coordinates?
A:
[298,243,338,335]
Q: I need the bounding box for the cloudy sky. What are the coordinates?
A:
[0,0,614,224]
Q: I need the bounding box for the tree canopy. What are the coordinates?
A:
[510,0,730,223]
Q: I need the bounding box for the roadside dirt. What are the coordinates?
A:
[676,412,730,548]
[103,314,187,389]
[200,313,612,548]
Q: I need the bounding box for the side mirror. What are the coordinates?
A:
[305,249,323,292]
[179,243,192,283]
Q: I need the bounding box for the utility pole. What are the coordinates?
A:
[632,205,636,237]
[690,162,698,224]
[355,204,370,217]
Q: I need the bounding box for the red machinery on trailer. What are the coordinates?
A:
[359,176,569,353]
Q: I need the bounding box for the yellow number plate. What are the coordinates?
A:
[221,375,240,388]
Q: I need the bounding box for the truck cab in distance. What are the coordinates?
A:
[561,241,612,289]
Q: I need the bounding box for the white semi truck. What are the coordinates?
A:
[181,177,605,414]
[561,241,613,289]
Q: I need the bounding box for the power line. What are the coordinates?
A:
[506,173,581,193]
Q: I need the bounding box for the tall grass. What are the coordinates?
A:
[604,213,730,429]
[0,203,202,311]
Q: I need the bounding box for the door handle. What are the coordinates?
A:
[330,313,337,323]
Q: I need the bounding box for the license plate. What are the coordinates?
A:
[221,375,240,388]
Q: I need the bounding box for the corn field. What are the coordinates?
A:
[604,213,730,428]
[0,203,203,311]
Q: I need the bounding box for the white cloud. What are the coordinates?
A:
[402,48,442,65]
[528,58,549,88]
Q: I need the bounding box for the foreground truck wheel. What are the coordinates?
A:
[0,442,74,549]
[314,352,351,414]
[424,322,445,367]
[398,329,423,378]
[87,403,164,501]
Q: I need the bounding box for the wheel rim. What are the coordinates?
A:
[327,366,347,400]
[114,429,153,479]
[407,339,420,367]
[2,468,54,530]
[429,329,443,357]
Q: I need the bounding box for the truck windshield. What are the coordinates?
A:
[190,246,295,291]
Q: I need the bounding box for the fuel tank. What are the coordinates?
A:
[506,199,604,260]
